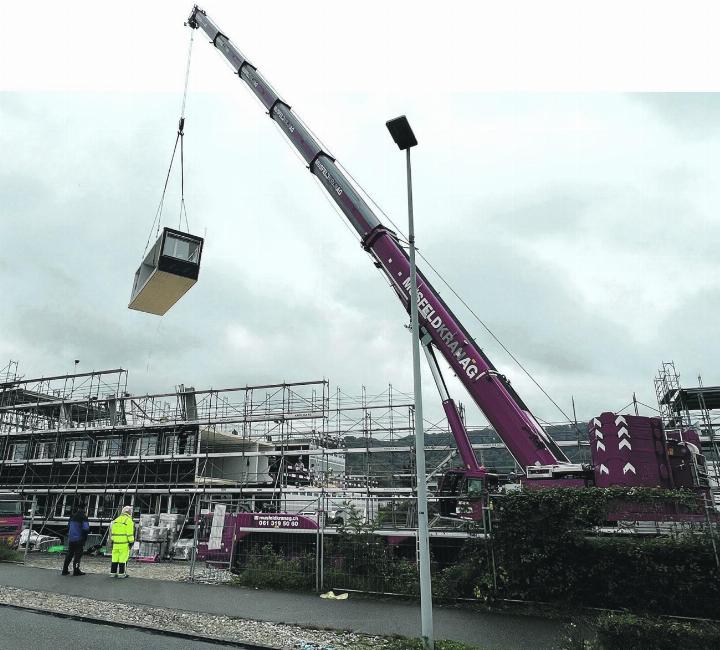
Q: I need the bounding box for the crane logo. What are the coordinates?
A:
[273,105,295,133]
[401,276,479,380]
[314,160,343,196]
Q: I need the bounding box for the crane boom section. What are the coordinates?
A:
[187,6,571,470]
[188,9,380,240]
[370,233,570,468]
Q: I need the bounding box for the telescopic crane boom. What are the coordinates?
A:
[187,6,587,480]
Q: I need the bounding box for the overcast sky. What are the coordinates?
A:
[2,1,720,429]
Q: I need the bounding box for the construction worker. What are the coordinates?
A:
[109,505,134,578]
[61,505,90,576]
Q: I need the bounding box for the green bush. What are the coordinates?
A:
[579,535,720,616]
[324,542,420,594]
[487,488,720,615]
[324,502,421,594]
[382,640,485,650]
[234,543,315,591]
[230,489,720,617]
[0,545,21,562]
[595,613,720,650]
[432,539,490,601]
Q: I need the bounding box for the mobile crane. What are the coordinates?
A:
[186,7,711,518]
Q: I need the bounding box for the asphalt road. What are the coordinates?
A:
[0,606,247,649]
[0,564,564,649]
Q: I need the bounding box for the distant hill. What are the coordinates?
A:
[343,424,590,487]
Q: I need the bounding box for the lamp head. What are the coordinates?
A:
[386,115,418,150]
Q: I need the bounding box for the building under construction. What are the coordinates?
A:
[0,362,426,536]
[0,360,718,538]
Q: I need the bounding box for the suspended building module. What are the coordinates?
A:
[129,227,203,315]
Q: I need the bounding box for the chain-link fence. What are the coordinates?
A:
[182,494,488,595]
[18,487,720,610]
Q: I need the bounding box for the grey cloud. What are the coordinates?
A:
[473,182,716,257]
[658,287,720,374]
[424,236,614,373]
[0,172,55,216]
[478,190,594,237]
[421,219,672,421]
[632,93,720,137]
[2,90,719,431]
[0,93,39,122]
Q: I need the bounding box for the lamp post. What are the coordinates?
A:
[386,115,434,650]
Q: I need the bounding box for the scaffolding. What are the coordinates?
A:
[655,360,720,498]
[655,361,689,430]
[0,365,330,530]
[0,361,588,539]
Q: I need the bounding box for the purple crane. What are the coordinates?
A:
[184,6,595,494]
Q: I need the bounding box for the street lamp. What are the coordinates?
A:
[386,115,434,650]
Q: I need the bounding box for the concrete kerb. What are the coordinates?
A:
[0,601,274,650]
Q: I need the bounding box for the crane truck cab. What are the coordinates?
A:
[0,492,24,547]
[437,468,500,521]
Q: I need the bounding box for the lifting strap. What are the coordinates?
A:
[178,27,194,233]
[142,29,195,259]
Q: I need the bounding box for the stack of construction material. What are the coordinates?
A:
[138,543,158,558]
[140,514,159,529]
[159,513,182,532]
[159,513,183,554]
[141,526,165,541]
[135,514,160,558]
[139,525,168,559]
[135,513,183,560]
[173,538,195,560]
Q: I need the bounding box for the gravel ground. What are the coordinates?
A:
[23,553,204,582]
[0,585,394,649]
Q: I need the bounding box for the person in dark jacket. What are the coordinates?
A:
[62,506,90,576]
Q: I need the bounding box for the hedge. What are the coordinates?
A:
[486,488,720,616]
[229,489,720,617]
[595,613,720,650]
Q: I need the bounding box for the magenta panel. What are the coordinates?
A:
[521,479,588,490]
[680,428,702,448]
[196,512,319,563]
[589,413,671,488]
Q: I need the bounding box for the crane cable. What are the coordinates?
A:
[142,30,194,259]
[178,27,194,233]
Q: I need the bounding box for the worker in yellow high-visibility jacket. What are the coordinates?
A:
[109,505,135,578]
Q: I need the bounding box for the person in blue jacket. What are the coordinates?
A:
[62,505,90,576]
